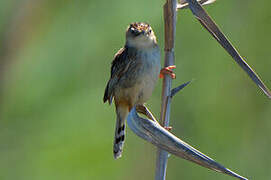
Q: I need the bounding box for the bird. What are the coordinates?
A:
[103,22,175,159]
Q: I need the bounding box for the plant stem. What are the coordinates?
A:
[155,0,177,179]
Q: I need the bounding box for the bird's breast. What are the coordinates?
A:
[114,47,160,105]
[136,48,161,103]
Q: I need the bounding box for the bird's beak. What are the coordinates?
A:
[141,30,146,35]
[131,29,145,36]
[127,107,248,180]
[132,30,141,36]
[182,0,271,98]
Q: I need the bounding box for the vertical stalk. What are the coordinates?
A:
[155,0,177,179]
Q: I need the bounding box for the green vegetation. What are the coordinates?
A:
[0,0,270,179]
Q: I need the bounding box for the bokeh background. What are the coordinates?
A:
[0,0,270,179]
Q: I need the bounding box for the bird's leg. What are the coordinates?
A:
[160,65,176,79]
[135,104,158,122]
[136,105,172,131]
[136,105,173,131]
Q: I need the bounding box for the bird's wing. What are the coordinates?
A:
[103,47,133,104]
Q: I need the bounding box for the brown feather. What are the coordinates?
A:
[103,47,135,104]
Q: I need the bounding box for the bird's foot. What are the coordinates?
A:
[160,65,176,79]
[164,126,172,131]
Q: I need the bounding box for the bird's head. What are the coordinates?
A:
[126,22,157,48]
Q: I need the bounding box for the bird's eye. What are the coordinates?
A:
[149,29,152,33]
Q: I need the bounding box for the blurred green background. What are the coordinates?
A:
[0,0,270,179]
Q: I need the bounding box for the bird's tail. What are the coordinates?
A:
[113,105,129,159]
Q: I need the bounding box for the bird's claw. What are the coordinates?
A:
[160,65,176,79]
[164,126,172,131]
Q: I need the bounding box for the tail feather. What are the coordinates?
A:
[113,106,128,159]
[113,123,125,159]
